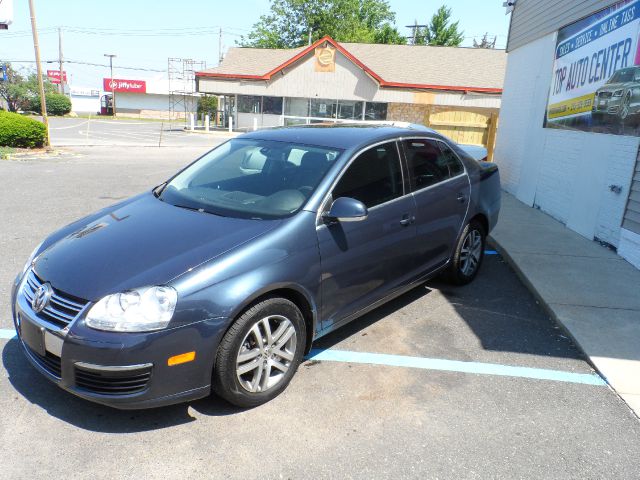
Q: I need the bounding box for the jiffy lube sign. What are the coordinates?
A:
[103,78,147,93]
[546,0,640,134]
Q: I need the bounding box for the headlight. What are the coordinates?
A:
[86,286,178,332]
[613,90,624,97]
[21,241,43,277]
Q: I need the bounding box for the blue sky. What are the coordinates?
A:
[0,0,510,88]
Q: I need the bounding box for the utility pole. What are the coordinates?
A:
[218,27,223,64]
[406,21,428,45]
[104,53,116,116]
[28,0,49,146]
[58,27,64,94]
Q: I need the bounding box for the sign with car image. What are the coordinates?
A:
[545,0,640,135]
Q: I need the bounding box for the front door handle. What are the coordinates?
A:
[457,193,467,203]
[400,214,415,226]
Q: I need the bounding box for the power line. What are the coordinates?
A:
[1,59,166,72]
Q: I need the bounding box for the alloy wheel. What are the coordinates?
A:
[460,229,482,277]
[620,94,631,120]
[236,315,297,393]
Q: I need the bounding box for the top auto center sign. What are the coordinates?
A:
[103,78,147,93]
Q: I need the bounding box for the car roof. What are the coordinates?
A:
[240,123,441,149]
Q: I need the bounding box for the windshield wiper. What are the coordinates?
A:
[172,203,227,217]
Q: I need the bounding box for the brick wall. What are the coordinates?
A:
[387,103,429,124]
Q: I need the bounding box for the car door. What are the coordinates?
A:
[400,138,470,273]
[317,140,417,330]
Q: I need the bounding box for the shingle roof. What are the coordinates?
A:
[341,42,506,90]
[197,36,506,93]
[204,45,307,76]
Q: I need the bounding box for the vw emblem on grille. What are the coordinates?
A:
[32,283,53,313]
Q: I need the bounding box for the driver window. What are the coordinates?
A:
[333,142,403,208]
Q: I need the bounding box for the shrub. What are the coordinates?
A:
[0,110,47,148]
[30,93,72,116]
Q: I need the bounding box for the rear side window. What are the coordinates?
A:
[402,139,464,190]
[333,142,403,208]
[437,142,465,177]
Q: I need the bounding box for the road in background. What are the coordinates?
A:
[48,116,233,147]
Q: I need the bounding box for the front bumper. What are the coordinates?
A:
[593,95,622,115]
[11,274,226,409]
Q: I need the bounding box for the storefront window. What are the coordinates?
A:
[263,96,283,115]
[365,102,388,121]
[237,95,262,114]
[337,100,364,120]
[310,98,338,119]
[284,97,309,117]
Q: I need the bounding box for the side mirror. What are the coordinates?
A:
[323,197,368,223]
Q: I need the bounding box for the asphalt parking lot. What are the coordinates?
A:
[1,146,639,479]
[48,116,229,147]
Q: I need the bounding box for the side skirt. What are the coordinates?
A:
[313,260,450,342]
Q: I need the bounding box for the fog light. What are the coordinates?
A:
[168,351,196,366]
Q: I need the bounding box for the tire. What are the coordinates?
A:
[618,93,631,122]
[213,297,306,408]
[444,220,486,285]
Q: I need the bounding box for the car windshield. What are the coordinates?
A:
[607,69,635,83]
[160,138,342,219]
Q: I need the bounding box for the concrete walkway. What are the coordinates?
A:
[490,192,640,418]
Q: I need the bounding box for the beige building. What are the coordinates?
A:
[196,36,506,156]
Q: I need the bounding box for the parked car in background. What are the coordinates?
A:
[593,66,640,123]
[12,124,501,409]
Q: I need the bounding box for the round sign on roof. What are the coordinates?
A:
[314,45,336,72]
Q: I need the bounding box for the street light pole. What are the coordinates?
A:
[28,0,49,146]
[104,54,117,116]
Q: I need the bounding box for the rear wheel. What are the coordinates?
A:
[213,297,306,408]
[444,220,486,285]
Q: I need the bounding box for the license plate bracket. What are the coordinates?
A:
[20,316,46,356]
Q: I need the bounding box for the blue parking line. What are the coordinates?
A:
[306,349,606,386]
[0,328,604,386]
[0,329,16,340]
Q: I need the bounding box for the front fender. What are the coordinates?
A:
[170,210,322,339]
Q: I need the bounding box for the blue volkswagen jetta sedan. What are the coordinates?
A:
[11,124,500,408]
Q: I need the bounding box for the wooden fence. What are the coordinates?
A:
[423,106,499,161]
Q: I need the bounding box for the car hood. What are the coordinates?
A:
[34,192,281,301]
[598,82,628,92]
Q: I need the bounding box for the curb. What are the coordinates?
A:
[488,235,599,365]
[488,235,639,419]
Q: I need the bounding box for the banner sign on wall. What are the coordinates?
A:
[103,78,146,93]
[545,0,640,135]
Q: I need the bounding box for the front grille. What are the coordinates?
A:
[598,92,613,99]
[22,269,88,329]
[24,343,62,378]
[74,364,153,396]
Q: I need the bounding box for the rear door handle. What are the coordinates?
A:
[400,214,415,226]
[457,193,467,203]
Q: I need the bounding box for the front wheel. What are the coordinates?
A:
[444,220,486,285]
[213,297,306,408]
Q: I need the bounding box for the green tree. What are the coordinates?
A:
[415,5,464,46]
[0,63,57,112]
[240,0,406,48]
[473,33,497,49]
[198,95,219,116]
